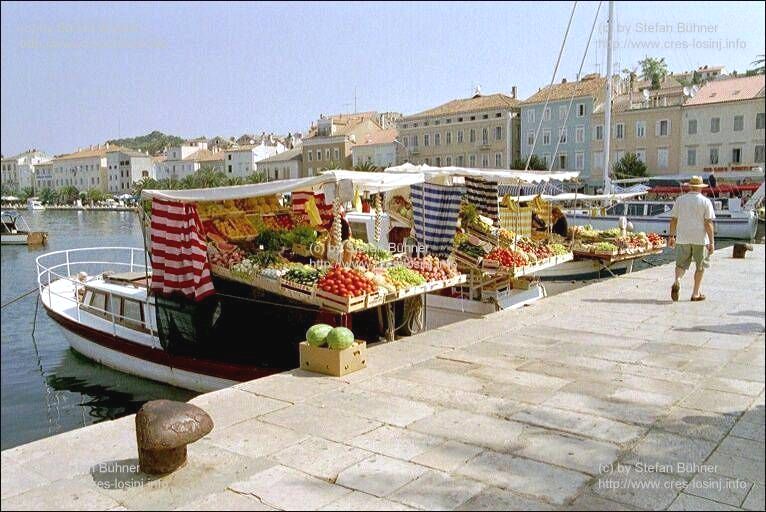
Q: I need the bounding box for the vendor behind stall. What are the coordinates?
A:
[551,207,569,237]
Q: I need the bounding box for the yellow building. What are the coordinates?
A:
[397,89,521,168]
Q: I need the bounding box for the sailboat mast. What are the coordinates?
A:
[603,0,614,193]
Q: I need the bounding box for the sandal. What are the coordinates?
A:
[671,283,680,302]
[691,295,706,302]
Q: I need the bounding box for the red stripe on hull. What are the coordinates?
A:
[44,306,280,384]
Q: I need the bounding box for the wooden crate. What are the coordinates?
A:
[280,279,317,298]
[365,290,386,308]
[299,341,367,377]
[316,289,367,313]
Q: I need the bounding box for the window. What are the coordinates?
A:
[412,135,418,147]
[482,128,488,145]
[558,153,567,170]
[424,134,429,146]
[527,131,534,146]
[120,298,145,331]
[228,165,232,173]
[469,154,476,166]
[325,149,331,160]
[495,126,502,140]
[435,157,441,166]
[657,148,669,169]
[657,119,670,137]
[757,113,765,130]
[457,131,463,143]
[527,110,535,123]
[627,204,646,216]
[559,106,567,120]
[733,115,744,132]
[709,147,719,165]
[711,117,720,133]
[615,150,625,162]
[544,108,551,121]
[402,136,408,147]
[482,114,488,120]
[687,119,697,135]
[457,155,464,166]
[732,147,742,164]
[481,155,489,167]
[635,121,646,138]
[542,153,550,166]
[434,133,440,146]
[559,127,567,144]
[575,125,584,143]
[228,154,232,160]
[424,158,431,165]
[575,152,584,170]
[333,148,340,161]
[615,123,625,140]
[594,124,604,141]
[635,149,646,162]
[755,145,765,163]
[446,156,452,166]
[577,103,586,117]
[316,150,322,160]
[469,129,476,143]
[687,148,696,166]
[446,131,452,145]
[542,130,551,145]
[495,153,502,167]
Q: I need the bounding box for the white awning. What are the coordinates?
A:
[385,163,580,183]
[507,191,646,203]
[321,170,425,192]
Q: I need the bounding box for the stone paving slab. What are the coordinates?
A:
[2,245,764,511]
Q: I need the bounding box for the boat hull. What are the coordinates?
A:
[1,233,29,245]
[537,259,633,280]
[568,214,757,240]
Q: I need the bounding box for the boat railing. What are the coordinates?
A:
[36,247,156,340]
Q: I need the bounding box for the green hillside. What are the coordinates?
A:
[107,130,185,156]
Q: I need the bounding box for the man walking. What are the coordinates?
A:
[669,176,716,302]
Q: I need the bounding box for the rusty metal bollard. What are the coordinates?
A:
[135,400,213,475]
[732,243,752,259]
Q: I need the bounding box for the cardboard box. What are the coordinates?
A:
[299,341,367,376]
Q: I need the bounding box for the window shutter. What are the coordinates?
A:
[655,121,661,136]
[667,119,671,135]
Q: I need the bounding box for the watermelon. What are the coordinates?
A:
[326,327,355,350]
[306,324,333,347]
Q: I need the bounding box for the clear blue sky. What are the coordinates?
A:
[2,1,764,156]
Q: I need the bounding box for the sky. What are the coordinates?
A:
[2,1,764,156]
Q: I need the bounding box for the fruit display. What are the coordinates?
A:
[388,195,413,222]
[262,214,294,231]
[549,243,570,256]
[326,326,355,350]
[515,237,554,260]
[213,216,258,239]
[208,241,245,268]
[318,266,377,297]
[306,324,333,347]
[456,241,486,259]
[235,196,281,214]
[385,266,426,290]
[349,239,392,262]
[283,267,321,286]
[484,247,528,268]
[406,255,458,281]
[197,201,239,218]
[593,242,619,254]
[647,232,665,247]
[286,225,318,247]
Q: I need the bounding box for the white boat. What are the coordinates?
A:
[1,210,48,245]
[36,247,280,392]
[27,198,45,210]
[567,198,758,240]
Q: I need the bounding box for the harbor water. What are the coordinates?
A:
[0,209,757,449]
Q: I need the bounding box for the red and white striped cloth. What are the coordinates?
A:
[291,191,334,220]
[150,198,215,301]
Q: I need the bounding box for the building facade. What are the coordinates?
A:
[680,75,765,174]
[257,147,303,181]
[223,141,285,179]
[106,149,153,193]
[396,90,521,169]
[520,74,609,184]
[34,162,54,191]
[1,149,52,193]
[50,145,116,192]
[302,113,385,177]
[351,129,399,168]
[157,140,226,180]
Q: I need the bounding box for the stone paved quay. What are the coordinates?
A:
[2,246,764,511]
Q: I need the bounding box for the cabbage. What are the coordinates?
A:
[326,327,355,350]
[306,324,333,347]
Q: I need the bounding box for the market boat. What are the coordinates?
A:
[1,210,47,245]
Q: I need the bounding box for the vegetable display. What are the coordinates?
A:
[318,266,377,297]
[456,241,486,258]
[283,267,321,286]
[484,247,528,268]
[385,266,426,289]
[406,256,458,281]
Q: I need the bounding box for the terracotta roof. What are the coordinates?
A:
[684,75,765,106]
[354,128,398,146]
[54,145,132,161]
[258,147,303,163]
[405,93,520,119]
[522,74,606,105]
[185,149,224,162]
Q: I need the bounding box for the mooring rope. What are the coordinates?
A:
[1,287,38,309]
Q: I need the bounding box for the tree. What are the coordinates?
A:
[86,188,108,204]
[321,161,343,172]
[639,57,669,90]
[179,166,228,189]
[19,187,35,201]
[511,155,547,171]
[353,161,379,173]
[244,173,266,184]
[38,188,58,204]
[58,186,80,204]
[612,152,647,179]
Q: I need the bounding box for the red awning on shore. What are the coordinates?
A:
[649,183,761,196]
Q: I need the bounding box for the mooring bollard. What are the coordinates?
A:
[732,243,752,259]
[135,400,213,475]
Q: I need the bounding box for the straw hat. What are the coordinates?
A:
[684,176,707,188]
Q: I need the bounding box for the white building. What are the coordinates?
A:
[157,140,225,180]
[351,128,399,168]
[106,149,153,193]
[1,149,52,193]
[50,145,111,192]
[223,141,285,179]
[680,75,765,174]
[257,147,302,181]
[34,162,54,191]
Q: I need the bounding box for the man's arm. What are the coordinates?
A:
[668,217,678,248]
[705,219,715,255]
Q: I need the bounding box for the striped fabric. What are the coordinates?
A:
[411,183,464,258]
[499,200,532,237]
[291,191,333,220]
[465,176,499,223]
[150,198,215,301]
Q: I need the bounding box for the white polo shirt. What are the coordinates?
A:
[670,192,716,245]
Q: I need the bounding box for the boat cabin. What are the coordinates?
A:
[79,272,153,333]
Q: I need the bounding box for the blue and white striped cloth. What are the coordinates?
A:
[411,183,464,258]
[465,177,499,224]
